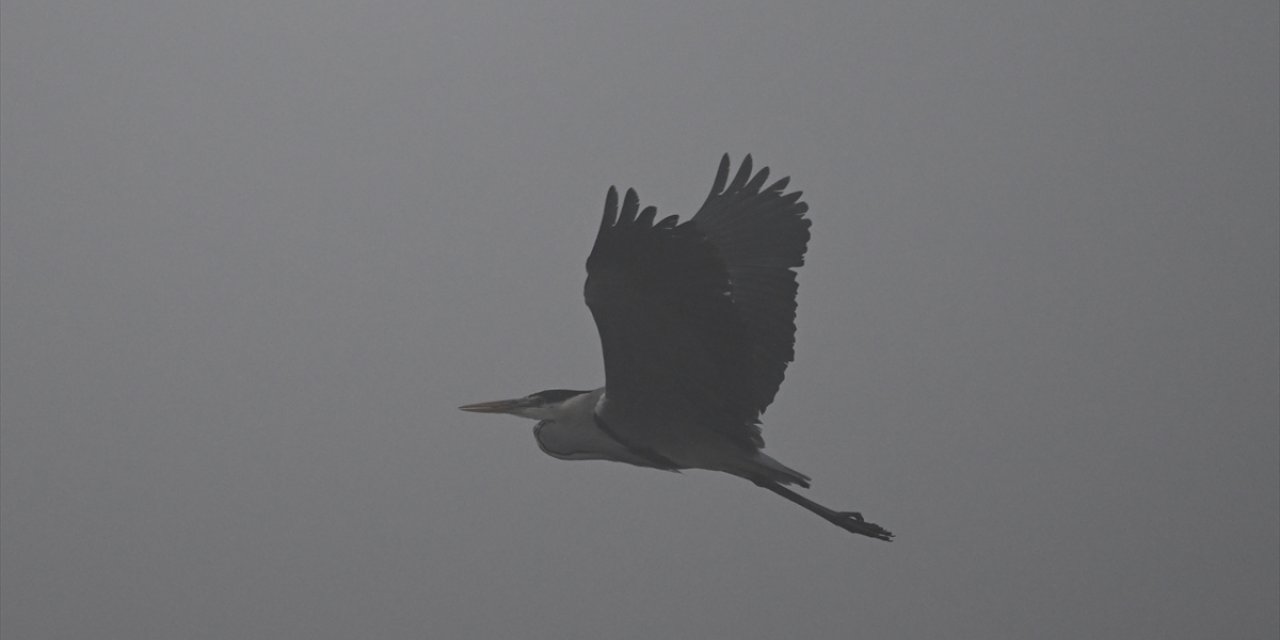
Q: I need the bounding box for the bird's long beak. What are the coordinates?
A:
[458,397,530,414]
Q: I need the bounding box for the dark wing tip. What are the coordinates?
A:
[711,154,732,189]
[728,155,754,192]
[636,205,658,228]
[619,188,640,225]
[709,154,732,197]
[599,186,619,234]
[745,165,770,193]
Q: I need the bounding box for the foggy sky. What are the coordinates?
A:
[2,1,1277,638]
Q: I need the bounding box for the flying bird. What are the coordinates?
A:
[460,155,892,541]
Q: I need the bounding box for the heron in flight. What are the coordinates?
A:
[460,155,892,541]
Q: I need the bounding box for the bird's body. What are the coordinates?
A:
[529,386,811,485]
[461,155,892,540]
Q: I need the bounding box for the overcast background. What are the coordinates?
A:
[2,2,1277,638]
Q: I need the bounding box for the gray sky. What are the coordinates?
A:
[2,1,1277,638]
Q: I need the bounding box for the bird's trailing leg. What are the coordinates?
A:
[754,479,893,541]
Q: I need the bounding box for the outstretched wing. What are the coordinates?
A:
[585,185,759,450]
[691,154,811,415]
[583,155,810,453]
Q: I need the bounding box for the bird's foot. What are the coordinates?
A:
[831,511,893,541]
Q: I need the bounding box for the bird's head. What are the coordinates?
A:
[458,389,590,421]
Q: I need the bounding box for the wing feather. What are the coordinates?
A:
[691,154,811,415]
[583,155,811,453]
